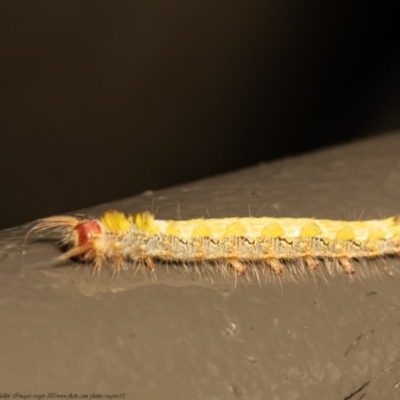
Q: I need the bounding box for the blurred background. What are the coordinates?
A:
[1,1,400,229]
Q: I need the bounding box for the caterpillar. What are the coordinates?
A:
[30,210,400,278]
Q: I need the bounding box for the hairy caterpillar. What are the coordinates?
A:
[30,210,400,278]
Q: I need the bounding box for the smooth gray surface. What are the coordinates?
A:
[2,133,400,399]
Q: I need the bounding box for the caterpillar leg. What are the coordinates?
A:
[57,241,95,262]
[93,258,103,274]
[268,259,284,274]
[305,256,319,270]
[339,257,355,274]
[110,254,124,275]
[91,251,105,274]
[56,241,104,274]
[229,259,247,276]
[144,258,155,271]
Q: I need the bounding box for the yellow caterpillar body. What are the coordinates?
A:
[31,210,400,276]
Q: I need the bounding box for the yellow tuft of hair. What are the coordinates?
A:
[224,221,246,237]
[130,212,159,234]
[164,221,180,236]
[368,228,385,240]
[101,211,131,233]
[260,223,284,238]
[300,222,321,238]
[335,226,355,241]
[192,222,212,237]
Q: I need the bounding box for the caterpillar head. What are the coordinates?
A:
[29,215,102,262]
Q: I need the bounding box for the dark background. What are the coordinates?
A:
[1,1,400,230]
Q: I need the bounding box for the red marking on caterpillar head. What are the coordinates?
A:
[74,220,101,246]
